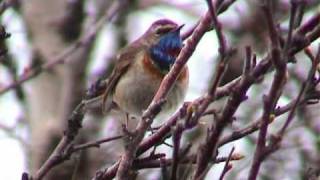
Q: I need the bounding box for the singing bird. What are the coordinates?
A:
[88,19,189,118]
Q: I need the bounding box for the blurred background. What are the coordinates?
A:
[0,0,319,179]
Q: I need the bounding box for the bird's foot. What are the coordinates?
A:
[121,123,135,140]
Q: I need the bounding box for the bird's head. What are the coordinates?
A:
[143,19,184,71]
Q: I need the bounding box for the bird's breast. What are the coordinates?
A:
[113,52,188,117]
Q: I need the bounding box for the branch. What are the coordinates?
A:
[31,105,123,180]
[0,0,124,95]
[21,3,129,179]
[95,1,239,179]
[133,153,243,170]
[114,4,222,180]
[218,147,235,180]
[71,135,123,152]
[265,44,320,153]
[170,123,184,180]
[94,2,320,179]
[0,0,15,15]
[194,0,231,177]
[0,122,27,147]
[248,1,288,179]
[280,47,320,135]
[135,77,241,156]
[296,12,320,35]
[32,102,86,180]
[218,93,313,146]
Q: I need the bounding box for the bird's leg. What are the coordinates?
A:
[121,113,135,138]
[148,124,161,134]
[121,125,135,140]
[126,113,129,128]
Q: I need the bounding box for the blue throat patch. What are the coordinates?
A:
[150,30,183,71]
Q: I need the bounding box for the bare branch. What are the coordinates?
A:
[25,2,129,179]
[248,1,288,179]
[218,147,235,180]
[133,153,243,170]
[95,1,239,179]
[279,44,320,136]
[170,123,184,180]
[71,135,123,152]
[194,0,230,176]
[0,0,125,95]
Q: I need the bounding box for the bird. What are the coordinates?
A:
[86,19,189,119]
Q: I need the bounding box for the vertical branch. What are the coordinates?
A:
[170,123,184,180]
[206,0,227,56]
[293,0,305,28]
[284,0,298,52]
[248,45,320,180]
[248,0,287,179]
[193,0,230,178]
[243,46,252,75]
[161,156,169,180]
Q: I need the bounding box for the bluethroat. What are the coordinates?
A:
[88,19,189,118]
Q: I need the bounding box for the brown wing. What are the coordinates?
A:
[102,40,144,111]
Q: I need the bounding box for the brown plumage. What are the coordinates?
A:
[89,19,189,118]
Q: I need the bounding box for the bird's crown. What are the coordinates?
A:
[146,19,179,35]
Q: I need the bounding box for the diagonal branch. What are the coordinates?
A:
[22,2,129,180]
[97,1,239,179]
[218,147,235,180]
[0,0,124,95]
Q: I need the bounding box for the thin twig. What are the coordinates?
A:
[193,0,230,177]
[243,46,252,75]
[0,0,123,95]
[248,1,287,179]
[115,3,222,179]
[170,123,184,180]
[93,1,320,179]
[96,1,239,179]
[29,2,128,179]
[33,102,86,180]
[218,147,235,180]
[133,153,243,170]
[72,135,123,152]
[284,0,298,53]
[217,93,314,147]
[0,0,14,15]
[279,44,320,136]
[255,45,320,169]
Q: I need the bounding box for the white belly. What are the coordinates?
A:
[113,59,186,117]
